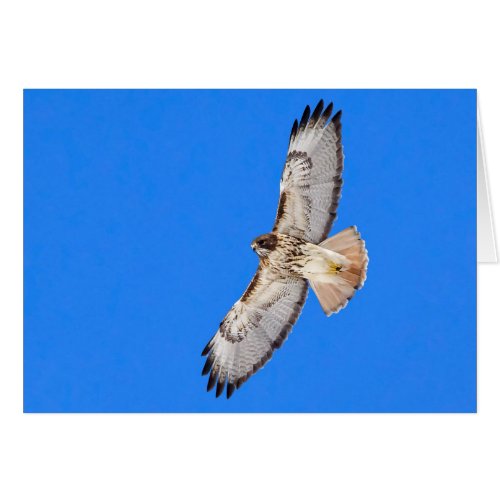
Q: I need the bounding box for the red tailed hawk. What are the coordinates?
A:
[201,100,368,398]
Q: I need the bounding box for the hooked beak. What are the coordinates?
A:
[251,242,256,251]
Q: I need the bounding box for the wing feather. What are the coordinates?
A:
[274,101,344,243]
[201,266,308,398]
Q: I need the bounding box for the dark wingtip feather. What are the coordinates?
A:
[321,102,334,124]
[310,99,324,126]
[215,379,225,398]
[201,355,214,376]
[332,109,342,123]
[298,105,310,130]
[226,383,235,399]
[201,335,215,356]
[289,119,298,143]
[207,370,217,392]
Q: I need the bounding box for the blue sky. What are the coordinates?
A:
[24,89,476,412]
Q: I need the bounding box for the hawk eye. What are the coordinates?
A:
[258,239,266,246]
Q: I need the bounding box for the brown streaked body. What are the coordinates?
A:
[251,232,349,281]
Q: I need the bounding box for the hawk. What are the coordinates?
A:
[201,99,368,398]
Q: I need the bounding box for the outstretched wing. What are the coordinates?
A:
[273,100,344,243]
[201,266,308,398]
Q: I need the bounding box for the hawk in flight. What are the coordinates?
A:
[201,100,368,398]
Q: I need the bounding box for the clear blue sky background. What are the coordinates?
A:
[24,89,476,412]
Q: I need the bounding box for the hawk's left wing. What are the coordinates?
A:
[201,265,308,398]
[273,100,344,243]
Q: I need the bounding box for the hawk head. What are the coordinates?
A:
[251,233,278,258]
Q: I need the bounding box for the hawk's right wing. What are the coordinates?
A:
[201,265,308,398]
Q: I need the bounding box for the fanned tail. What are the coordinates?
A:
[310,226,368,316]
